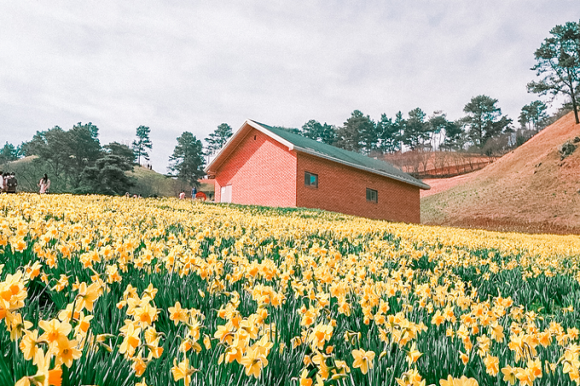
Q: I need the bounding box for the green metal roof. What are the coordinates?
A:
[249,120,430,190]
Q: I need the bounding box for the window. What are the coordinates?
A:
[304,171,318,188]
[366,188,378,203]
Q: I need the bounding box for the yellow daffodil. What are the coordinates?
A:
[352,349,375,375]
[171,358,197,386]
[439,375,478,386]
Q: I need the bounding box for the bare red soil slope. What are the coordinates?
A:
[421,112,580,234]
[422,174,475,198]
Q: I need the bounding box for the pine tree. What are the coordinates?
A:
[169,132,205,186]
[132,126,153,165]
[528,21,580,124]
[376,114,400,153]
[335,110,374,153]
[301,120,337,145]
[205,123,233,157]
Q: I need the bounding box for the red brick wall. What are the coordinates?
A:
[296,153,421,223]
[214,129,297,207]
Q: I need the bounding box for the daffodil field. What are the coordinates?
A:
[2,194,580,386]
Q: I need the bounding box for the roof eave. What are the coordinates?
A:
[293,146,431,190]
[246,120,295,150]
[204,122,250,175]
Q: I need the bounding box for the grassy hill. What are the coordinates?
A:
[422,111,580,234]
[130,166,215,198]
[129,165,188,197]
[2,157,214,198]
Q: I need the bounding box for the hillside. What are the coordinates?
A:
[130,166,215,198]
[422,111,580,234]
[129,165,185,197]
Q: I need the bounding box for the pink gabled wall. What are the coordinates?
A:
[214,128,297,207]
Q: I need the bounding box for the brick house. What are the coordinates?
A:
[205,120,430,223]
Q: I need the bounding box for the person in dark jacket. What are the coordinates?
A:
[6,172,17,193]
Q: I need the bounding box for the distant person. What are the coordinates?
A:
[1,172,7,192]
[38,174,51,194]
[191,185,197,200]
[6,172,17,193]
[179,191,186,200]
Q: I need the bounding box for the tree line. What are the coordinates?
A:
[1,19,578,195]
[0,123,205,196]
[14,123,140,194]
[202,95,550,160]
[0,92,552,194]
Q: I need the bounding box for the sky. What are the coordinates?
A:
[1,1,579,172]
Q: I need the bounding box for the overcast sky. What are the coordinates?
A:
[1,1,579,171]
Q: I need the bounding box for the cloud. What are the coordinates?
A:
[0,1,578,170]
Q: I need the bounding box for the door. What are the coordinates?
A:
[221,185,232,203]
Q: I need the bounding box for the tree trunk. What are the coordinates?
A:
[567,67,579,124]
[571,90,579,124]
